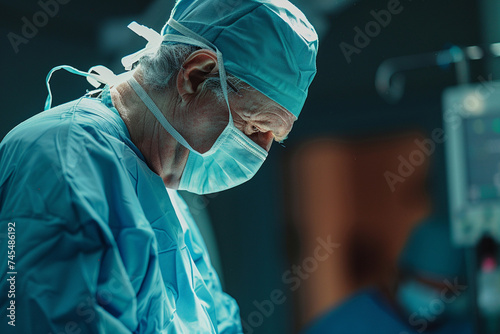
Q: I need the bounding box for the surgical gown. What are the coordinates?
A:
[0,87,243,333]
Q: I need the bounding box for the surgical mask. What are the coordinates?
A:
[128,76,267,195]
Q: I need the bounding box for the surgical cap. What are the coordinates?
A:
[161,0,318,119]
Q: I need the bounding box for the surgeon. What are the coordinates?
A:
[0,0,317,332]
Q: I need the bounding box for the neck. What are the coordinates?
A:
[110,71,189,189]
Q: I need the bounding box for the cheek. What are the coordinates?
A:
[205,111,230,140]
[202,100,230,129]
[187,101,230,152]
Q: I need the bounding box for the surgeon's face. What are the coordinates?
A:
[182,86,295,154]
[175,49,295,154]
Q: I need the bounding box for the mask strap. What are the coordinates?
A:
[164,19,232,123]
[44,65,101,110]
[44,65,129,110]
[128,76,195,151]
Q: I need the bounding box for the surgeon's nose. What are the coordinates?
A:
[249,131,274,152]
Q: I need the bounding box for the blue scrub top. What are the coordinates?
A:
[0,88,243,333]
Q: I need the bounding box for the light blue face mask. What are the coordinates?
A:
[177,113,268,195]
[127,19,268,195]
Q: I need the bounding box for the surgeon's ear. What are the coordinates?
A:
[177,49,218,103]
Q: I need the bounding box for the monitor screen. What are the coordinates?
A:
[464,115,500,203]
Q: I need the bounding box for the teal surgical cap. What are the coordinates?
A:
[161,0,318,119]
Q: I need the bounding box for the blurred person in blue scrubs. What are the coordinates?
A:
[0,0,317,332]
[301,219,473,334]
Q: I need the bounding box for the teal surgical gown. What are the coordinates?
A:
[0,87,243,333]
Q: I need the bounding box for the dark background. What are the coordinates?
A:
[1,0,496,332]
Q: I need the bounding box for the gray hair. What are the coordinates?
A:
[138,44,251,102]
